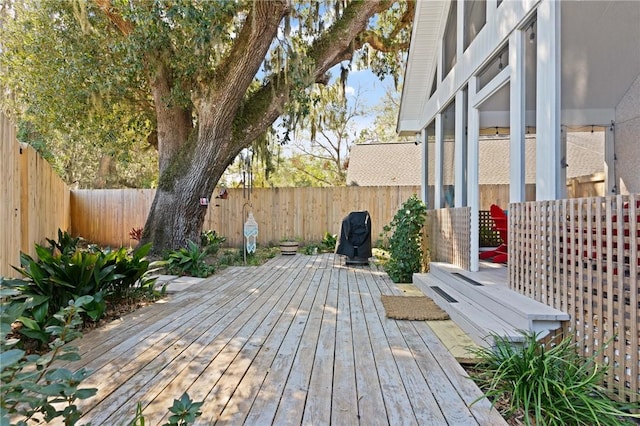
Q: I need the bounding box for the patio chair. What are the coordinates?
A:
[478,204,508,263]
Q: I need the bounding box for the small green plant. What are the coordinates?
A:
[303,243,321,255]
[321,232,337,251]
[46,229,81,257]
[165,240,215,278]
[1,292,98,425]
[128,393,203,426]
[200,230,226,256]
[469,330,640,425]
[381,195,427,283]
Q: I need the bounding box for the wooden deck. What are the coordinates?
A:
[62,253,507,425]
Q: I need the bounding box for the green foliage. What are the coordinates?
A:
[46,229,82,257]
[165,392,204,426]
[382,195,427,283]
[165,241,215,278]
[128,393,202,426]
[1,288,202,426]
[469,331,640,425]
[303,244,320,255]
[1,296,98,426]
[9,231,152,344]
[0,0,158,189]
[200,230,226,256]
[321,232,337,251]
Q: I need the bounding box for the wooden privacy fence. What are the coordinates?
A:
[0,114,70,278]
[71,186,422,248]
[427,207,471,270]
[509,195,639,404]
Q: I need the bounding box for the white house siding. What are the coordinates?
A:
[616,74,640,194]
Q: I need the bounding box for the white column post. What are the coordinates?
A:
[559,125,567,198]
[420,128,429,205]
[468,77,480,272]
[604,123,616,194]
[455,89,468,207]
[434,113,444,209]
[536,0,562,200]
[510,29,526,203]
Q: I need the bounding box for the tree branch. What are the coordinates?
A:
[234,1,391,148]
[94,0,134,35]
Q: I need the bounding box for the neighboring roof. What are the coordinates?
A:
[347,133,604,186]
[346,143,421,186]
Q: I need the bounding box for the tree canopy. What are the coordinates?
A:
[1,0,413,251]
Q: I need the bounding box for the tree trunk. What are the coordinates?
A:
[138,1,391,253]
[141,1,289,253]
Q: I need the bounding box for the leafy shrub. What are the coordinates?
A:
[469,330,640,425]
[165,240,215,278]
[200,230,226,256]
[321,232,337,251]
[45,229,81,256]
[1,287,202,426]
[382,195,427,283]
[10,232,153,344]
[129,227,144,241]
[100,243,153,296]
[1,293,97,425]
[303,244,320,255]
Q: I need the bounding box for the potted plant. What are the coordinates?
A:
[279,239,299,255]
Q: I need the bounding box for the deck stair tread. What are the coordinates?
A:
[414,262,569,347]
[430,263,569,322]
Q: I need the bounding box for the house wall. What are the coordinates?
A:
[615,73,640,194]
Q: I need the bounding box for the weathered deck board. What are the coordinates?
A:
[63,253,506,425]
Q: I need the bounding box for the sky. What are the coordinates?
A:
[276,66,399,158]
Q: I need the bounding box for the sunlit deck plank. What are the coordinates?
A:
[63,253,506,425]
[272,267,332,425]
[241,266,327,425]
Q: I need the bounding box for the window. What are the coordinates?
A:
[464,0,486,51]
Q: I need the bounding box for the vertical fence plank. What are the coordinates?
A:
[0,114,21,278]
[68,186,423,248]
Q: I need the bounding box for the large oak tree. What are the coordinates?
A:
[1,0,413,252]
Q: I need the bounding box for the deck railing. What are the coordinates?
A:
[509,195,639,404]
[427,207,471,270]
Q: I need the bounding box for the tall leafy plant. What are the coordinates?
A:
[10,231,153,343]
[469,331,640,425]
[382,195,427,283]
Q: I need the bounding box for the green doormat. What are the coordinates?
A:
[380,295,450,321]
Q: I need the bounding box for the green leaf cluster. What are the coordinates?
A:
[165,240,216,278]
[1,0,157,189]
[9,230,153,344]
[200,230,226,256]
[470,331,640,425]
[321,231,338,251]
[1,296,98,425]
[382,195,427,283]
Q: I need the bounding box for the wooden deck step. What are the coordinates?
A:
[414,264,569,347]
[430,263,568,329]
